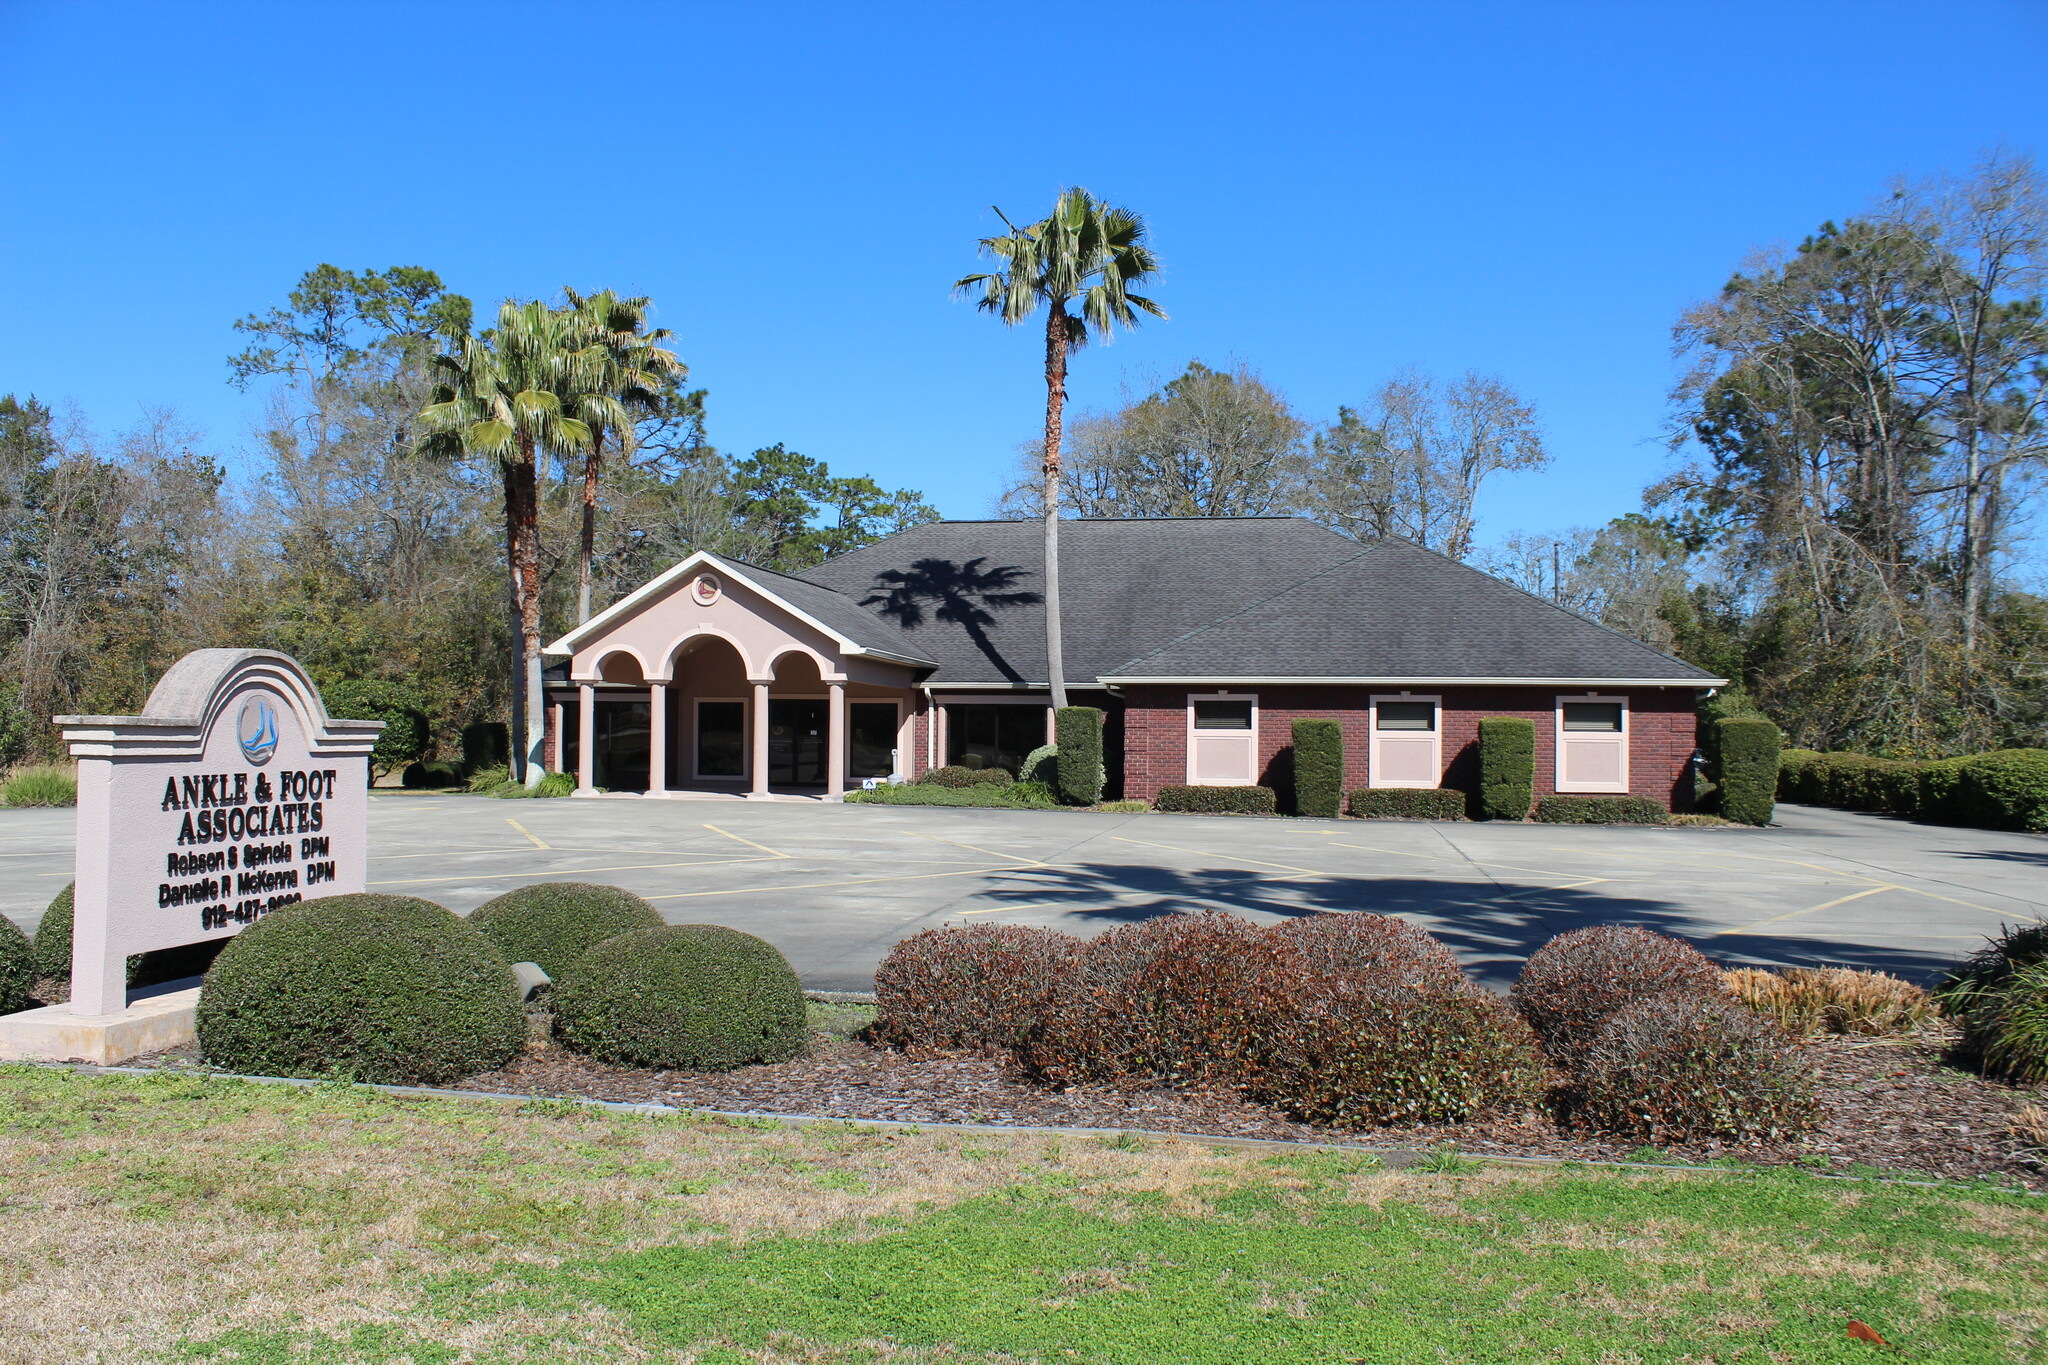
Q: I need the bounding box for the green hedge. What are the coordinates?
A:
[917,765,1014,788]
[1347,787,1468,820]
[1776,747,2048,831]
[0,916,33,1013]
[1056,707,1105,806]
[1532,795,1670,825]
[196,893,524,1084]
[322,680,430,778]
[401,760,463,789]
[1716,717,1782,826]
[1291,719,1343,819]
[1477,717,1535,821]
[1154,785,1277,815]
[553,924,807,1070]
[468,882,664,978]
[846,782,1057,809]
[461,721,509,775]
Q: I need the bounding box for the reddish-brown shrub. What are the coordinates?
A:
[1022,911,1288,1087]
[1510,925,1721,1066]
[1577,992,1823,1143]
[1266,913,1466,992]
[1242,972,1545,1126]
[871,924,1079,1052]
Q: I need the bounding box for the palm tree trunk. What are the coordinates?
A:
[507,440,547,789]
[578,430,603,624]
[1042,306,1070,711]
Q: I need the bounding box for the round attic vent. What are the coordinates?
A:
[691,573,723,605]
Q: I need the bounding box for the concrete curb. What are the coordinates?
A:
[17,1059,2035,1194]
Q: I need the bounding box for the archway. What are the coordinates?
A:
[668,635,752,786]
[765,651,829,787]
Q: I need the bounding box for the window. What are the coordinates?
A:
[946,703,1047,775]
[1369,695,1441,788]
[1555,695,1629,792]
[1186,693,1259,785]
[695,700,746,778]
[1193,700,1253,730]
[849,702,899,779]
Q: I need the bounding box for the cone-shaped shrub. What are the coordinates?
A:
[197,894,525,1084]
[872,923,1080,1052]
[1577,992,1822,1143]
[554,924,806,1070]
[1715,717,1781,826]
[468,882,663,978]
[1265,913,1466,992]
[1291,719,1343,818]
[1056,706,1105,805]
[1510,925,1721,1067]
[1024,910,1288,1087]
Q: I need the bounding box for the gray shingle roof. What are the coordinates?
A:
[1101,537,1719,683]
[734,560,940,666]
[796,518,1366,685]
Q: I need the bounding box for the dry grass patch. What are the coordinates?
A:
[1723,965,1938,1035]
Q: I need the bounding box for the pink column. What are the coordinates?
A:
[647,683,666,795]
[826,681,846,799]
[575,684,596,794]
[749,680,771,798]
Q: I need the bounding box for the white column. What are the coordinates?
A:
[827,681,847,799]
[749,680,771,798]
[575,684,596,795]
[549,701,564,772]
[647,683,666,795]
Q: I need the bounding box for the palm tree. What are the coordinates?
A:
[418,299,597,787]
[561,287,684,624]
[956,187,1165,708]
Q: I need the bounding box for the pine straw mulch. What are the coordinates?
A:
[438,1021,2048,1193]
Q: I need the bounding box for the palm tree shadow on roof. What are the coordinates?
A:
[955,862,1972,991]
[861,557,1042,684]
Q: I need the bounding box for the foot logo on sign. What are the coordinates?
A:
[238,697,279,766]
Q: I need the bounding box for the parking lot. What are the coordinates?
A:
[4,796,2043,991]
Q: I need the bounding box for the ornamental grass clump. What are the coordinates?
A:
[1023,911,1288,1087]
[1242,975,1545,1127]
[1576,992,1822,1144]
[1722,965,1935,1036]
[196,893,525,1085]
[871,923,1080,1052]
[1510,925,1722,1067]
[1265,912,1467,993]
[553,924,806,1071]
[1936,924,2048,1082]
[468,881,663,978]
[3,764,76,807]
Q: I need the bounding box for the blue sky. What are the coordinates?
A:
[3,1,2044,546]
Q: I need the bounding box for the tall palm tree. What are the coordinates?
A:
[957,187,1165,708]
[418,299,597,787]
[561,287,684,623]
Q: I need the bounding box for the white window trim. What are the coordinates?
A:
[693,696,750,782]
[1368,693,1443,789]
[1554,694,1630,793]
[1185,692,1260,787]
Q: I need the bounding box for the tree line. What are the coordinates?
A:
[1,154,2040,770]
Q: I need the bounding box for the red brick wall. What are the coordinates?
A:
[1119,684,1699,811]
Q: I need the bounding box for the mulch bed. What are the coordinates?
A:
[436,1023,2048,1192]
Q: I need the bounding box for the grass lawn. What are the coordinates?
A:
[0,1067,2042,1364]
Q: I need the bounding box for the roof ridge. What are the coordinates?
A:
[1104,542,1386,675]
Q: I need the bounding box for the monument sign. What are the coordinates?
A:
[56,649,381,1016]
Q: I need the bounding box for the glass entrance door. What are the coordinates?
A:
[768,699,827,786]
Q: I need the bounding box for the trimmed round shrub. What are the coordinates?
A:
[1020,744,1060,787]
[554,924,806,1070]
[0,915,34,1013]
[468,882,664,978]
[872,923,1080,1052]
[1243,976,1545,1127]
[1510,925,1721,1067]
[918,765,1014,788]
[1577,992,1822,1143]
[196,893,524,1084]
[1266,913,1466,992]
[1023,910,1288,1087]
[32,881,73,979]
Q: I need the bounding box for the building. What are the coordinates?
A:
[541,517,1724,805]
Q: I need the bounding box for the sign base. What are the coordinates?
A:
[0,987,201,1065]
